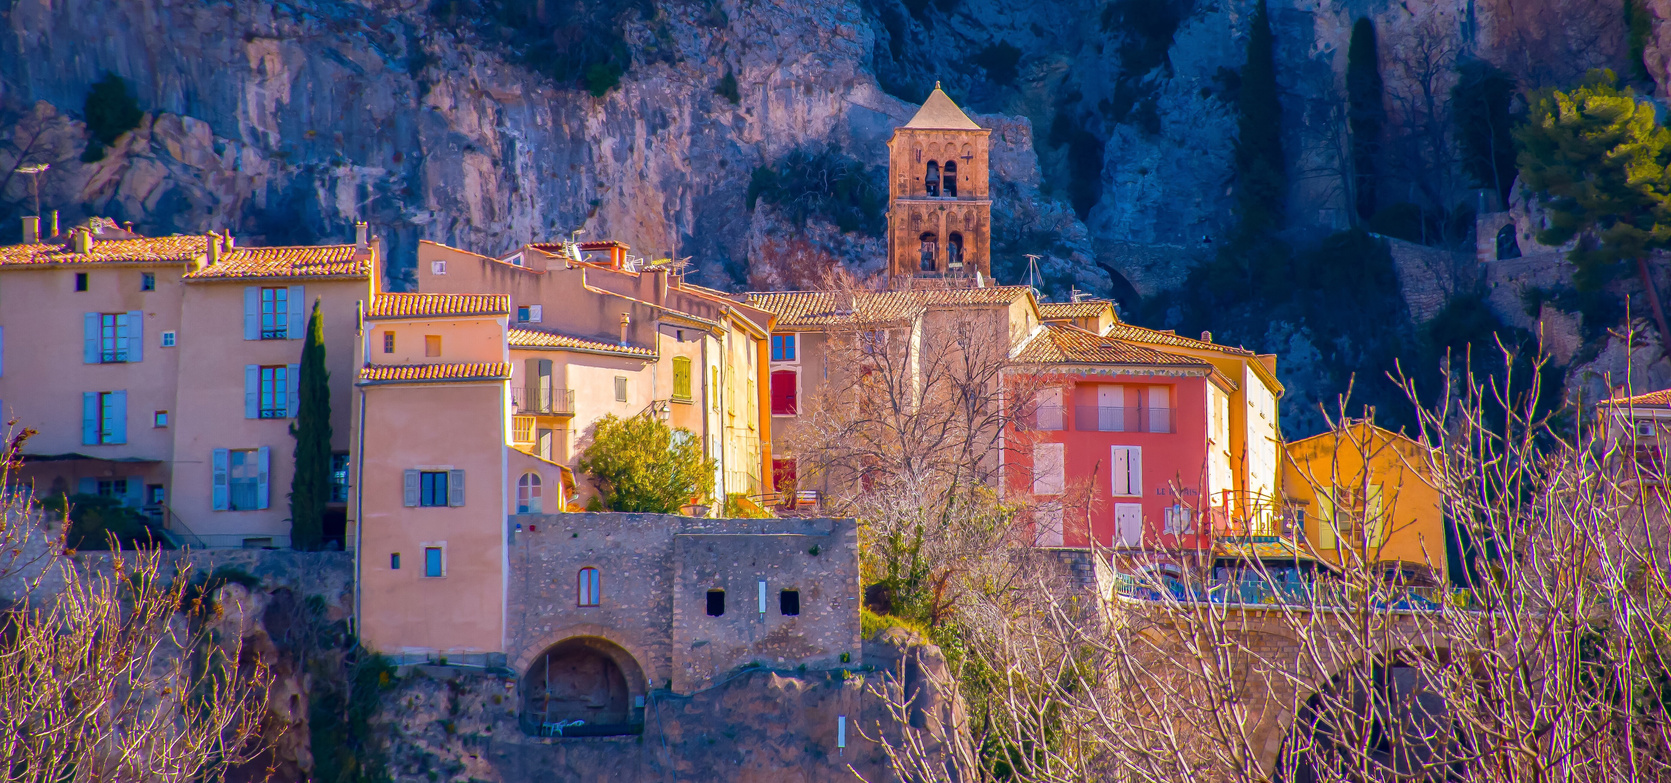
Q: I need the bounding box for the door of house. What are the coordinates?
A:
[1097,385,1124,431]
[1114,503,1143,547]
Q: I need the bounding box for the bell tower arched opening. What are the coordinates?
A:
[942,161,957,197]
[947,232,964,269]
[919,232,939,272]
[924,160,940,197]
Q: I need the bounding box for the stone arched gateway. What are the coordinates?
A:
[520,636,647,736]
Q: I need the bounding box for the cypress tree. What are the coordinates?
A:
[1233,0,1286,240]
[289,299,331,551]
[1346,18,1384,222]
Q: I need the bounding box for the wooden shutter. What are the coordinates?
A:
[245,365,259,419]
[84,312,99,363]
[108,390,127,444]
[1317,489,1336,549]
[403,470,420,507]
[770,370,797,415]
[529,304,542,322]
[256,445,271,509]
[1367,483,1384,547]
[126,310,143,363]
[538,360,553,410]
[448,469,465,507]
[1032,442,1064,495]
[524,359,540,411]
[672,356,691,400]
[1127,446,1142,497]
[287,364,300,418]
[212,449,230,510]
[287,286,305,338]
[82,392,98,445]
[243,287,258,340]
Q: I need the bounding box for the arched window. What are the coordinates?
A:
[1495,224,1522,260]
[942,161,957,198]
[924,161,940,197]
[578,567,600,606]
[918,232,939,272]
[947,232,964,269]
[517,472,542,514]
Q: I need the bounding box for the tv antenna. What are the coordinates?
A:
[17,163,48,219]
[1024,254,1044,293]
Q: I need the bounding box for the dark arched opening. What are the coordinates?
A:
[521,637,645,736]
[1495,224,1521,260]
[942,161,958,197]
[919,232,939,272]
[924,160,940,197]
[947,232,964,269]
[1278,654,1464,782]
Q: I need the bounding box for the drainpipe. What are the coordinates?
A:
[353,385,367,641]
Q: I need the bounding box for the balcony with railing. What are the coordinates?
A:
[1073,405,1176,434]
[1113,572,1474,612]
[1021,404,1067,431]
[514,387,576,416]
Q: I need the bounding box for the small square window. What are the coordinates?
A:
[146,484,165,505]
[431,260,446,275]
[160,331,176,347]
[153,410,168,428]
[1637,420,1656,438]
[383,332,395,353]
[140,272,155,291]
[390,552,401,570]
[615,376,628,402]
[423,546,444,577]
[771,334,797,362]
[517,306,531,322]
[706,589,725,616]
[779,589,800,616]
[425,335,442,357]
[74,272,88,292]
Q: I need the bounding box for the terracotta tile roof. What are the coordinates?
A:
[1106,322,1255,357]
[183,244,368,280]
[903,86,983,131]
[507,327,656,357]
[746,286,1031,328]
[1016,323,1211,367]
[359,362,512,383]
[1039,300,1116,320]
[0,235,209,267]
[1607,388,1671,407]
[367,293,510,319]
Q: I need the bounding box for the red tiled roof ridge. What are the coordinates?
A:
[367,292,511,319]
[359,362,512,383]
[1015,322,1211,367]
[1607,388,1671,406]
[506,327,656,357]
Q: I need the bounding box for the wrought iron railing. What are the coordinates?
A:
[1113,573,1475,612]
[1021,405,1066,431]
[1073,405,1176,433]
[514,387,575,416]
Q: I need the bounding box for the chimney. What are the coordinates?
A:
[22,216,38,243]
[206,232,222,265]
[355,221,369,250]
[48,210,58,239]
[619,313,631,346]
[613,244,626,270]
[71,227,92,254]
[652,267,669,306]
[223,230,235,249]
[1201,331,1212,343]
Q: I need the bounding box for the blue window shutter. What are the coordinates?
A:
[403,470,420,507]
[212,449,229,511]
[84,313,99,363]
[245,365,259,419]
[257,445,271,509]
[108,390,127,444]
[125,476,143,508]
[77,478,96,496]
[126,310,143,363]
[448,469,465,507]
[82,393,98,445]
[243,287,258,340]
[287,286,305,338]
[287,363,300,418]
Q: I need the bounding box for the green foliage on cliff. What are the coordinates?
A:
[971,42,1023,86]
[1346,18,1384,222]
[746,147,886,235]
[1232,0,1285,240]
[579,414,716,514]
[1452,59,1520,206]
[310,651,396,783]
[1626,0,1654,83]
[42,493,156,550]
[427,0,652,96]
[80,73,143,162]
[289,300,330,552]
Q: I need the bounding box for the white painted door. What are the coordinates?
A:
[1115,503,1143,547]
[1110,445,1142,496]
[1147,385,1171,433]
[1098,385,1125,431]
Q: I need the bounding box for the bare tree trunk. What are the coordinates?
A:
[1636,255,1671,364]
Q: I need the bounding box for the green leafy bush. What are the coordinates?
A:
[427,0,648,96]
[578,414,716,513]
[41,492,155,550]
[746,147,886,235]
[80,73,143,162]
[971,42,1022,85]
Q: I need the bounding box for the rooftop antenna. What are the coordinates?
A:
[1069,286,1086,303]
[18,163,48,220]
[1024,254,1044,295]
[566,228,586,262]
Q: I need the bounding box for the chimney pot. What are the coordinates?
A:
[22,216,38,243]
[356,221,369,249]
[48,210,57,238]
[1201,331,1212,343]
[619,313,631,346]
[206,232,222,265]
[223,230,235,249]
[71,227,92,254]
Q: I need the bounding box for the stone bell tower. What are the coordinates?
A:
[885,84,993,282]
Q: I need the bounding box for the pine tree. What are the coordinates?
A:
[1452,59,1518,207]
[289,299,331,550]
[1517,71,1671,359]
[1233,0,1285,240]
[1346,17,1384,222]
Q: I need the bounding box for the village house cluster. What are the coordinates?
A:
[0,88,1513,733]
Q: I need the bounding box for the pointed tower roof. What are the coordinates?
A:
[903,83,983,130]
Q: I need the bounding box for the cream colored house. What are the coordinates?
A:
[0,216,376,548]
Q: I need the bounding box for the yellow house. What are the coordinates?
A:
[1282,421,1447,582]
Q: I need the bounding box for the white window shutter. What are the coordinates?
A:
[287,363,301,418]
[257,445,271,509]
[245,365,259,419]
[403,470,420,507]
[1109,447,1128,496]
[1128,447,1142,497]
[82,392,98,445]
[243,287,258,340]
[448,469,465,507]
[212,449,230,510]
[1032,443,1064,495]
[126,310,143,363]
[108,390,127,444]
[287,286,305,338]
[84,312,99,363]
[529,304,542,323]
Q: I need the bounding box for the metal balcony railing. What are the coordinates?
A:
[1073,405,1176,433]
[514,387,575,415]
[1113,573,1476,612]
[1021,405,1066,431]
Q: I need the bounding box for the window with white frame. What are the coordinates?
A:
[259,287,289,339]
[517,472,543,514]
[423,546,445,577]
[771,334,797,362]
